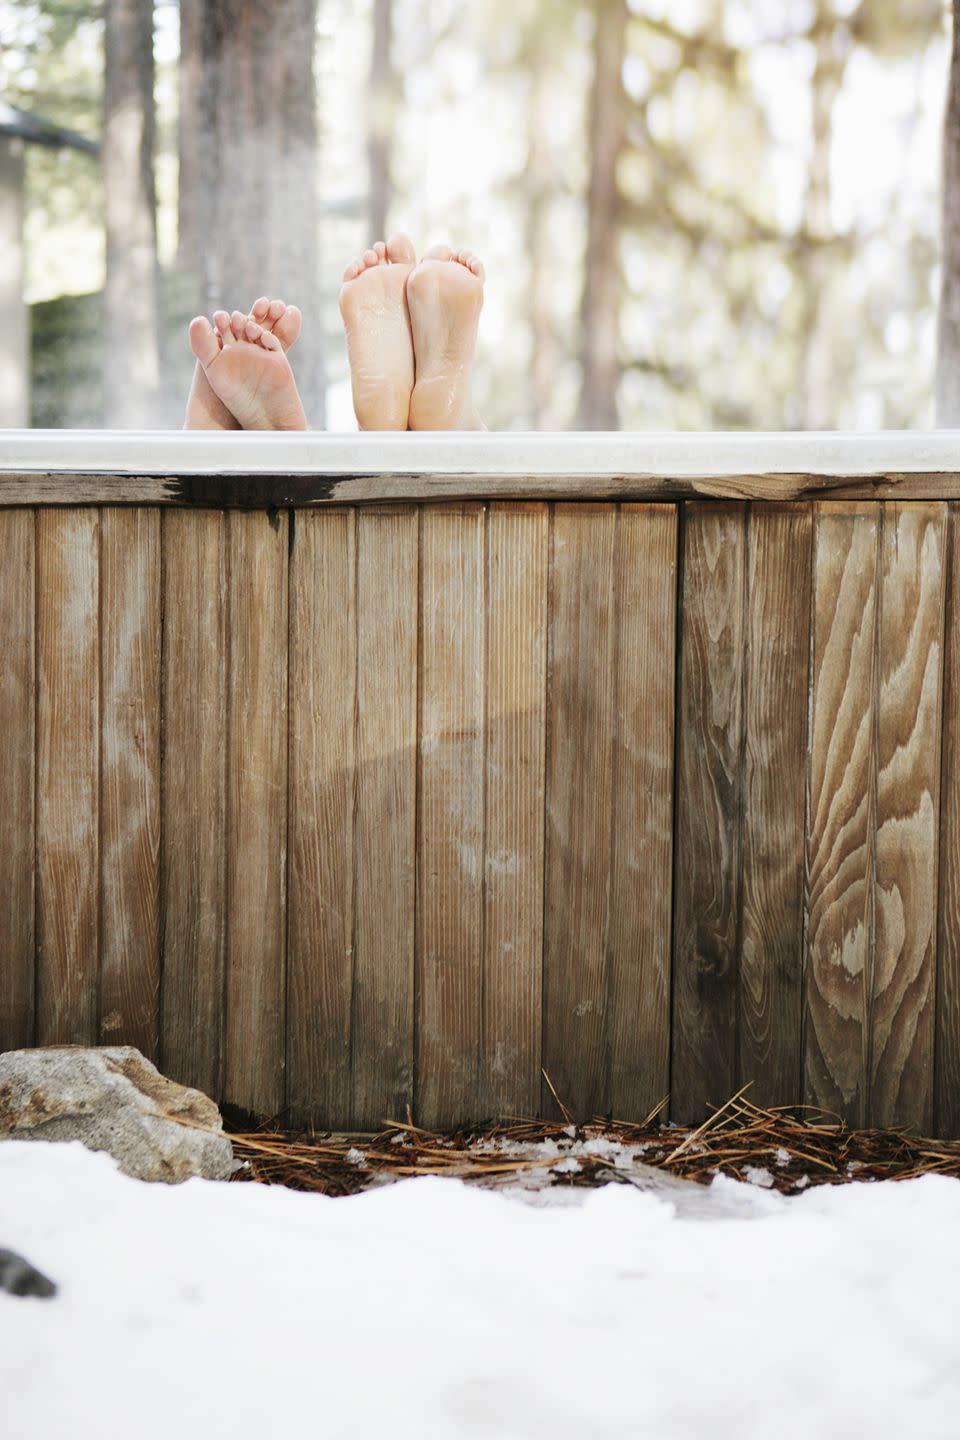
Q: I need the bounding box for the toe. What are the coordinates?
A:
[254,299,286,335]
[343,260,361,282]
[363,248,379,268]
[374,240,387,261]
[274,304,302,351]
[424,244,454,262]
[189,316,220,368]
[230,309,248,340]
[251,297,271,321]
[267,299,286,324]
[213,310,235,345]
[386,232,417,265]
[258,329,282,352]
[244,319,263,342]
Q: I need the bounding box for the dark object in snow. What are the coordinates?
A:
[0,1248,57,1299]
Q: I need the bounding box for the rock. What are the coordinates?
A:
[0,1047,238,1184]
[0,1248,57,1299]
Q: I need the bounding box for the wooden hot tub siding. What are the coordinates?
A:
[1,441,958,1136]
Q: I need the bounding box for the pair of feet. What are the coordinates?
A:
[184,233,485,432]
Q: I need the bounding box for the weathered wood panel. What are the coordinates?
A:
[804,504,879,1126]
[417,504,486,1128]
[480,503,548,1120]
[542,504,617,1120]
[160,510,228,1097]
[0,510,35,1050]
[13,466,960,508]
[223,512,289,1119]
[937,503,960,1137]
[739,504,812,1108]
[608,504,677,1121]
[99,508,161,1058]
[7,488,960,1137]
[287,509,356,1130]
[36,510,100,1045]
[352,507,418,1129]
[671,504,746,1123]
[869,505,946,1131]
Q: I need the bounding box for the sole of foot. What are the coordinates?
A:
[188,309,308,431]
[406,246,485,431]
[339,233,417,430]
[184,299,302,430]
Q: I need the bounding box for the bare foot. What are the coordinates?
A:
[184,299,302,430]
[406,246,485,430]
[339,234,416,429]
[188,309,307,431]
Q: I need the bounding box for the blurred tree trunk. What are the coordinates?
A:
[368,0,396,240]
[525,52,557,429]
[176,0,204,294]
[938,0,960,425]
[576,0,627,430]
[103,0,161,427]
[178,0,325,424]
[799,14,845,430]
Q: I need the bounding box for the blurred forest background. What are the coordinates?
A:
[0,0,955,430]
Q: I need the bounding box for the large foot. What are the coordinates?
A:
[184,299,302,430]
[406,246,485,430]
[188,308,308,431]
[338,234,416,430]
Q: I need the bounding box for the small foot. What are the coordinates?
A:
[188,309,307,431]
[338,234,416,430]
[184,299,302,430]
[406,246,484,431]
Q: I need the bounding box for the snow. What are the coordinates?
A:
[742,1164,775,1188]
[2,1140,960,1439]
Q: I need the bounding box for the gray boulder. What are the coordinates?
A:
[0,1046,238,1183]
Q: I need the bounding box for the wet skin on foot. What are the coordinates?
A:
[405,245,485,431]
[338,233,417,430]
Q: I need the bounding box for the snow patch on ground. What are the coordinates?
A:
[2,1139,960,1438]
[742,1164,776,1188]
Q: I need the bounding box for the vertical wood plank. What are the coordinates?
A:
[671,503,746,1123]
[804,503,879,1125]
[287,509,356,1129]
[480,503,548,1120]
[36,509,99,1045]
[99,508,161,1058]
[609,504,677,1120]
[160,510,227,1098]
[223,510,289,1119]
[0,510,35,1050]
[739,503,812,1107]
[417,504,485,1128]
[352,507,418,1129]
[938,502,960,1137]
[543,503,617,1120]
[871,503,946,1131]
